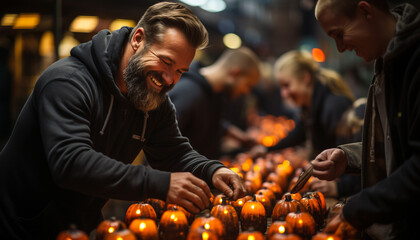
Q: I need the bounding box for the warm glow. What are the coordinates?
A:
[13,13,40,29]
[70,16,99,33]
[279,225,285,234]
[171,214,175,219]
[39,31,54,57]
[108,227,115,233]
[223,33,242,49]
[109,19,136,32]
[242,158,253,171]
[224,210,228,214]
[116,237,123,240]
[1,14,17,26]
[202,232,210,240]
[312,48,325,62]
[204,223,210,230]
[136,209,141,215]
[238,200,243,205]
[262,136,275,147]
[248,236,255,240]
[298,219,303,224]
[251,205,255,210]
[262,198,266,202]
[253,165,261,172]
[219,198,223,204]
[140,222,146,231]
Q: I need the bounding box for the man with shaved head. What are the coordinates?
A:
[311,0,420,238]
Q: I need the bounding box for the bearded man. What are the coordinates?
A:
[0,2,245,239]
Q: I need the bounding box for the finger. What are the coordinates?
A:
[179,188,207,212]
[185,182,210,209]
[312,169,335,181]
[213,177,234,199]
[231,176,246,200]
[188,175,212,199]
[178,198,201,214]
[312,159,334,171]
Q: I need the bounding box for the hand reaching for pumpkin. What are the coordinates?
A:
[212,167,247,200]
[166,172,211,214]
[312,148,347,181]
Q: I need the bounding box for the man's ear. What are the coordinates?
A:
[358,1,374,20]
[131,27,145,51]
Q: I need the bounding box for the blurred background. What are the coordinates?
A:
[0,0,418,148]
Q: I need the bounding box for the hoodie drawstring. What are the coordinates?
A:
[100,94,114,135]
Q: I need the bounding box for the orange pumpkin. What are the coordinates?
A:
[167,204,194,225]
[307,191,327,217]
[190,212,225,239]
[210,196,239,240]
[159,206,189,240]
[213,194,228,206]
[186,226,219,240]
[300,193,324,228]
[125,202,157,225]
[285,206,316,238]
[267,220,288,239]
[128,218,158,240]
[262,181,283,200]
[311,232,342,240]
[240,194,267,233]
[104,229,136,240]
[56,224,89,240]
[255,189,275,216]
[96,217,127,240]
[281,192,302,201]
[231,195,252,217]
[236,228,264,240]
[272,193,305,222]
[144,198,166,219]
[268,233,302,240]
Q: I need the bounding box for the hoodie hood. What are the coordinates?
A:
[385,4,420,61]
[70,27,133,102]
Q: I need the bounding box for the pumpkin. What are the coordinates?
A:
[104,229,136,240]
[190,212,225,239]
[56,224,89,240]
[167,204,194,225]
[262,181,283,200]
[268,233,302,240]
[325,201,345,227]
[305,191,327,217]
[300,193,324,228]
[159,206,189,240]
[281,192,302,201]
[236,228,264,240]
[128,218,158,240]
[213,194,228,206]
[187,226,219,240]
[125,202,157,225]
[96,217,127,240]
[334,222,359,239]
[272,193,305,222]
[267,220,288,239]
[231,195,252,217]
[311,232,342,240]
[255,189,275,216]
[285,205,316,238]
[210,196,239,240]
[144,198,166,219]
[240,194,267,233]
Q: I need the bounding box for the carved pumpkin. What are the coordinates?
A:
[272,193,305,222]
[255,189,275,216]
[262,181,283,200]
[236,228,264,240]
[190,212,224,239]
[96,217,127,240]
[240,194,267,233]
[210,196,239,240]
[159,206,189,240]
[144,198,166,219]
[125,202,157,225]
[186,226,219,240]
[285,205,316,238]
[311,232,342,240]
[167,204,194,225]
[267,220,288,239]
[231,195,252,217]
[56,224,89,240]
[300,193,324,228]
[268,233,302,240]
[104,229,136,240]
[128,218,158,240]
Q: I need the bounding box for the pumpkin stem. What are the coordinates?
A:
[285,193,292,201]
[252,194,257,202]
[296,205,301,214]
[221,196,226,205]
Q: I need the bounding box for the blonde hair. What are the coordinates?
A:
[274,50,354,101]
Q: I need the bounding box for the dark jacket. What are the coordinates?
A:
[169,62,225,159]
[339,4,420,238]
[269,81,352,158]
[0,27,225,239]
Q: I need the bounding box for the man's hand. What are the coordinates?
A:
[309,178,338,198]
[312,148,347,181]
[212,168,246,200]
[166,172,211,214]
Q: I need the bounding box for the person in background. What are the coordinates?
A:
[0,2,246,239]
[169,47,261,159]
[311,0,420,238]
[251,50,354,160]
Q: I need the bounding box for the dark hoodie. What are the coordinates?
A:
[0,27,225,239]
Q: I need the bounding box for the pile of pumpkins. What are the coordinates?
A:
[57,150,351,240]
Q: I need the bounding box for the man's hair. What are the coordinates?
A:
[130,2,208,49]
[316,0,390,19]
[216,47,261,74]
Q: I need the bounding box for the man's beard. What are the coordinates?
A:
[124,47,174,111]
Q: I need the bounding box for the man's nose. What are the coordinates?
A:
[162,71,176,86]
